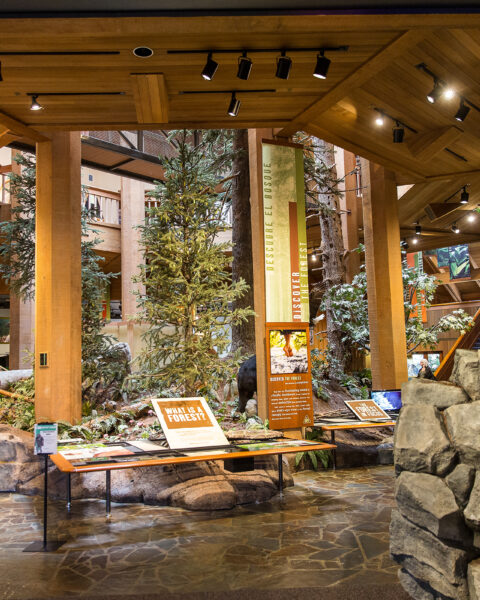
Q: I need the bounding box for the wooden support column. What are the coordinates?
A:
[248,128,273,421]
[120,178,146,355]
[9,150,34,369]
[35,132,82,423]
[339,149,361,283]
[361,159,408,390]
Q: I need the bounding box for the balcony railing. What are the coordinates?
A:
[85,192,121,226]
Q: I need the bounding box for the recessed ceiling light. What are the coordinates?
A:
[443,88,455,100]
[133,47,154,58]
[467,213,476,222]
[375,115,384,126]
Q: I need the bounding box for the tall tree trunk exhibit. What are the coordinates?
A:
[315,139,348,375]
[231,129,256,355]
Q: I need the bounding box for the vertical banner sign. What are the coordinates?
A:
[265,323,314,429]
[262,142,309,322]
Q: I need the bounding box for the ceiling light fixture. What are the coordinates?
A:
[412,237,419,245]
[30,94,43,111]
[311,252,317,262]
[452,223,460,234]
[467,213,476,222]
[202,52,218,81]
[227,92,241,117]
[393,122,405,143]
[0,61,2,82]
[460,186,470,204]
[455,99,471,122]
[133,47,153,58]
[375,114,385,126]
[427,81,443,104]
[313,49,331,79]
[237,51,252,80]
[415,224,422,235]
[275,50,292,80]
[443,87,455,100]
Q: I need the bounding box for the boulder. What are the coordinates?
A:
[390,509,470,599]
[245,399,258,418]
[444,403,480,466]
[394,405,456,476]
[402,378,469,410]
[0,425,42,491]
[469,558,480,600]
[398,569,436,600]
[395,471,470,544]
[446,464,476,509]
[450,349,480,403]
[465,472,480,530]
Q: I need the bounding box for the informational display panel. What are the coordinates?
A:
[34,422,58,455]
[344,399,390,421]
[151,397,229,449]
[262,141,309,323]
[266,323,314,429]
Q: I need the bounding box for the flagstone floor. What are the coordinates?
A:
[0,466,399,599]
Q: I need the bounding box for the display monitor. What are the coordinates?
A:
[371,389,402,411]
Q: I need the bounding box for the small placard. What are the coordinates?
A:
[34,422,58,455]
[151,397,229,450]
[344,399,390,421]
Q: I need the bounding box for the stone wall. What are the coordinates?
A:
[391,350,480,600]
[0,425,293,511]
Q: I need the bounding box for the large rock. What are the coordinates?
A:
[0,425,42,491]
[450,349,480,402]
[465,472,480,530]
[395,471,470,544]
[398,569,436,600]
[394,405,456,476]
[446,464,476,509]
[402,379,469,410]
[390,509,470,599]
[445,403,480,466]
[469,559,480,600]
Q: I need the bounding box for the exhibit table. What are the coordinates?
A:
[51,438,336,517]
[314,418,396,469]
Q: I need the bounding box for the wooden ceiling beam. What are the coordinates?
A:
[276,29,427,138]
[0,110,48,142]
[130,73,169,124]
[407,126,464,163]
[0,132,21,148]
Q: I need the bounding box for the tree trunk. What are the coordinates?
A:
[316,139,348,375]
[231,129,255,355]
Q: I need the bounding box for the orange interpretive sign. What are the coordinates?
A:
[344,399,390,421]
[266,322,314,430]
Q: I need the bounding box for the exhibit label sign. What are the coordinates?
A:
[344,399,390,421]
[262,141,309,323]
[34,422,58,455]
[151,397,229,449]
[266,323,314,429]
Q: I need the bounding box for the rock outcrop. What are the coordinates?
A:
[392,366,480,600]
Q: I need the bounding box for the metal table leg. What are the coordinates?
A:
[331,431,336,470]
[278,454,283,493]
[67,473,72,512]
[105,471,111,518]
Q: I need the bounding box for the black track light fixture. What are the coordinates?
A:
[30,94,43,111]
[275,51,292,80]
[415,224,422,236]
[227,92,241,117]
[455,98,471,122]
[452,223,460,234]
[460,186,469,204]
[393,122,405,143]
[401,238,409,253]
[313,49,331,79]
[202,52,218,81]
[427,80,442,104]
[237,51,252,80]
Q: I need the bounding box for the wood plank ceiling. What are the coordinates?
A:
[1,12,480,254]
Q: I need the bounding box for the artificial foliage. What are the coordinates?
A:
[320,250,474,356]
[0,153,124,393]
[134,130,254,396]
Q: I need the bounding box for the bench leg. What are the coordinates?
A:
[66,473,72,512]
[105,471,111,518]
[331,431,336,470]
[278,454,283,493]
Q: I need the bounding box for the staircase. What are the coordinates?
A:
[436,308,480,380]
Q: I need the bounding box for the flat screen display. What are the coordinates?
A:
[371,389,402,411]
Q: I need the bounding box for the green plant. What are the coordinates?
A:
[295,429,331,470]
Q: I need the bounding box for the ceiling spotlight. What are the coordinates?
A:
[460,186,469,204]
[202,52,218,81]
[30,94,43,111]
[313,50,331,79]
[375,114,385,126]
[275,51,292,80]
[467,213,476,222]
[401,238,409,252]
[227,92,241,117]
[415,224,422,235]
[427,81,442,104]
[393,122,405,143]
[443,87,455,100]
[452,223,460,234]
[311,252,317,262]
[237,51,252,80]
[455,99,470,122]
[412,237,419,245]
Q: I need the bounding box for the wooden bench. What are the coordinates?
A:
[51,440,336,517]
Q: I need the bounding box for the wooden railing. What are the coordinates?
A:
[435,307,480,380]
[85,191,121,225]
